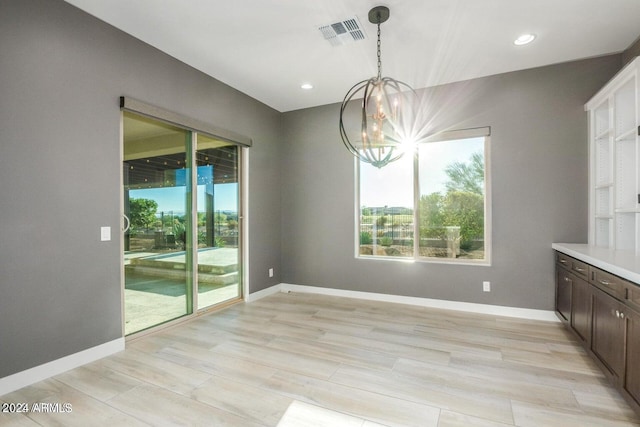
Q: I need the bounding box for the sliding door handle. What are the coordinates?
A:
[122,214,130,233]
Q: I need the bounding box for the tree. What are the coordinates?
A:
[197,212,207,227]
[419,192,445,238]
[129,198,158,232]
[419,151,485,250]
[442,191,484,248]
[441,152,485,248]
[214,212,227,223]
[444,152,484,195]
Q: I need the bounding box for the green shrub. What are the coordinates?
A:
[360,231,372,245]
[380,236,393,247]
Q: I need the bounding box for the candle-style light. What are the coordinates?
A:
[339,6,417,168]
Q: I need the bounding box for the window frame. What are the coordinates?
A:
[356,127,491,266]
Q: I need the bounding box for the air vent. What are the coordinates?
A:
[319,16,366,46]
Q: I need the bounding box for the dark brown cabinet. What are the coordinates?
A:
[591,287,626,379]
[555,250,640,412]
[625,308,640,405]
[555,252,591,341]
[571,274,591,344]
[556,267,572,322]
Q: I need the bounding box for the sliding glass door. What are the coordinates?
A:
[122,111,242,335]
[195,135,241,310]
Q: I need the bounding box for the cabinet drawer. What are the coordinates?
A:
[592,268,624,299]
[570,258,589,280]
[556,252,572,269]
[555,252,589,279]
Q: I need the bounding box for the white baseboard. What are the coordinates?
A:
[246,284,283,303]
[0,338,125,397]
[278,283,559,322]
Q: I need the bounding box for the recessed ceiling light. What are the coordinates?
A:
[514,34,536,46]
[301,83,314,90]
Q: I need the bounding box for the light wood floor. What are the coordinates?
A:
[2,291,640,426]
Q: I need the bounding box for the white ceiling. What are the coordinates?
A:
[64,0,640,112]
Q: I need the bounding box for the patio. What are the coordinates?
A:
[124,248,240,335]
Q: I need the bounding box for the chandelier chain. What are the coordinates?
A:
[376,20,382,79]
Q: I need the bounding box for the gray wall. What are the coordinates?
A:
[0,0,282,378]
[281,55,622,310]
[623,35,640,66]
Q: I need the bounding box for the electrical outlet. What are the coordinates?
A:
[483,281,490,292]
[269,268,274,278]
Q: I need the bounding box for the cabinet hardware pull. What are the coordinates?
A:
[599,279,612,286]
[560,259,567,264]
[574,267,586,272]
[564,277,571,282]
[621,312,626,319]
[616,310,621,318]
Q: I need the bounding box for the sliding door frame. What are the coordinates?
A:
[120,97,251,339]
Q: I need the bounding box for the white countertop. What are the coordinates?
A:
[552,243,640,284]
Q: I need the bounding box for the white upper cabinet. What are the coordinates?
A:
[586,57,640,251]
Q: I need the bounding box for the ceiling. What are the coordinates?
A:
[123,112,239,188]
[64,0,640,113]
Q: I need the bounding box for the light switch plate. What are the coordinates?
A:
[100,226,111,241]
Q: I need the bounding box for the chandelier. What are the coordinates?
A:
[339,6,417,169]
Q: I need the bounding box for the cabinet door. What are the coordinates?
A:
[556,267,572,322]
[592,288,626,379]
[625,308,640,405]
[571,276,591,344]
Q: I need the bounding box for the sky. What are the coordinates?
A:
[360,137,483,208]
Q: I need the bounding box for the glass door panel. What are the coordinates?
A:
[123,112,192,335]
[196,134,241,309]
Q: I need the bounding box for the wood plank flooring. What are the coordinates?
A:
[2,291,639,426]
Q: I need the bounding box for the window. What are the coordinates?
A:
[358,127,491,264]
